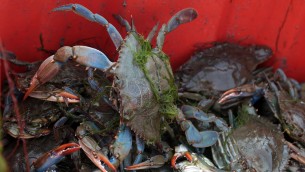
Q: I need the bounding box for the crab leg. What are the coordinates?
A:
[181,105,229,132]
[0,50,41,69]
[23,46,113,100]
[156,8,197,50]
[146,23,159,43]
[33,143,81,172]
[274,68,299,99]
[132,136,145,165]
[109,124,132,168]
[113,14,132,32]
[53,4,123,49]
[177,109,219,148]
[167,8,198,33]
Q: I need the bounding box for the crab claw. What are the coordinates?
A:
[23,46,113,101]
[28,89,80,103]
[125,155,167,170]
[78,137,117,172]
[33,143,81,172]
[171,145,193,169]
[218,84,264,108]
[23,55,63,100]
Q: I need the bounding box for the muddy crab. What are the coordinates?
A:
[22,3,219,171]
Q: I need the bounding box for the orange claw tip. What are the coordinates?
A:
[96,153,117,172]
[78,139,116,172]
[171,153,181,169]
[54,142,81,156]
[23,55,63,101]
[23,80,39,101]
[184,151,193,162]
[125,165,141,170]
[125,162,159,170]
[125,155,165,170]
[58,91,80,100]
[171,152,193,169]
[125,162,150,170]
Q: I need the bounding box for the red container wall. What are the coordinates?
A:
[1,0,305,83]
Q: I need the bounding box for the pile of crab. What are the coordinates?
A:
[2,3,305,172]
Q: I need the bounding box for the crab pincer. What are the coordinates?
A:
[171,145,193,169]
[23,55,62,100]
[33,142,81,172]
[76,122,117,172]
[125,155,168,170]
[78,136,117,172]
[218,84,264,108]
[28,88,80,103]
[23,46,114,100]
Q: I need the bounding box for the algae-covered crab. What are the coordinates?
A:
[23,4,219,171]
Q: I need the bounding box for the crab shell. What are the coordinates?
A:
[177,43,272,95]
[110,33,177,143]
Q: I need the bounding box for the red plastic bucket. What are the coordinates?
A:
[1,0,305,83]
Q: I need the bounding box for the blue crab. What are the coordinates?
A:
[23,3,219,171]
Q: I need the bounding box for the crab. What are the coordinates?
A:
[219,69,305,145]
[171,144,219,172]
[2,127,80,172]
[175,43,272,111]
[211,111,290,171]
[1,54,84,104]
[3,89,63,139]
[22,3,220,171]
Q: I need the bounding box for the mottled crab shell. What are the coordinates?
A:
[110,32,177,142]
